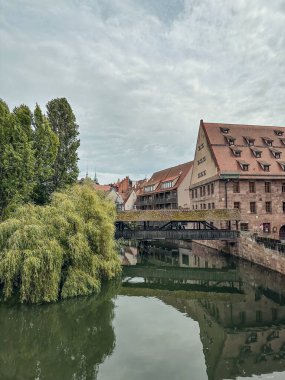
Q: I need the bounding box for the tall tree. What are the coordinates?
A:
[13,104,33,140]
[46,98,80,190]
[32,104,59,204]
[0,100,35,217]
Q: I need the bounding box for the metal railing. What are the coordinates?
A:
[254,235,285,255]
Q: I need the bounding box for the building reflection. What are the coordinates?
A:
[123,241,285,380]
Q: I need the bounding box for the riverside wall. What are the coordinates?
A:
[194,233,285,275]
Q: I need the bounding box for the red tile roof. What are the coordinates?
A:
[94,184,112,192]
[202,121,285,177]
[141,161,193,194]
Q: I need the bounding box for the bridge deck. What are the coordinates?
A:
[116,209,240,222]
[115,229,239,240]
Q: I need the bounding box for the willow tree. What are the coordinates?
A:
[46,98,80,191]
[0,181,121,303]
[0,100,35,218]
[32,104,59,204]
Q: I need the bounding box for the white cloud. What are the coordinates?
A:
[1,0,285,183]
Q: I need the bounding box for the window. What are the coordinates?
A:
[244,136,255,146]
[230,147,242,157]
[270,148,281,159]
[200,187,203,197]
[198,143,204,150]
[256,310,263,322]
[198,156,206,165]
[207,185,210,195]
[263,137,273,146]
[265,182,271,193]
[274,130,284,136]
[144,185,155,192]
[233,182,240,193]
[283,183,285,193]
[198,170,206,178]
[251,148,262,158]
[182,254,189,266]
[265,201,272,213]
[240,223,249,231]
[161,181,173,189]
[220,127,230,134]
[203,203,206,209]
[250,202,256,213]
[195,189,198,198]
[258,161,270,171]
[202,186,206,196]
[283,202,285,213]
[212,202,215,209]
[234,202,240,209]
[263,223,271,233]
[225,135,236,146]
[211,183,214,194]
[208,203,211,209]
[249,182,256,193]
[191,190,194,199]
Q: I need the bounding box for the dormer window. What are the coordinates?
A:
[161,180,173,189]
[258,161,271,172]
[277,161,285,171]
[244,136,255,146]
[220,127,230,134]
[237,160,249,171]
[250,147,262,158]
[230,147,242,157]
[274,130,284,136]
[225,135,236,146]
[144,184,156,192]
[269,148,282,159]
[262,137,273,146]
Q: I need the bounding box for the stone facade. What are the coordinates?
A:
[195,233,285,275]
[191,178,285,237]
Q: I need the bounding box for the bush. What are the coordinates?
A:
[0,182,121,303]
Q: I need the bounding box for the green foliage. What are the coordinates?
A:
[0,100,35,218]
[0,182,121,303]
[47,98,80,190]
[32,104,59,204]
[13,104,33,140]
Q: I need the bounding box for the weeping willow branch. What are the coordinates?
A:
[0,182,121,303]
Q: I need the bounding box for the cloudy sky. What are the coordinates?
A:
[1,0,285,183]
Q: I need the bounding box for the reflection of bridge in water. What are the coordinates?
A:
[123,265,243,294]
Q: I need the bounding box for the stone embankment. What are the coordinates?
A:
[195,232,285,275]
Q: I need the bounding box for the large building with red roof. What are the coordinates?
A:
[136,161,193,210]
[190,120,285,239]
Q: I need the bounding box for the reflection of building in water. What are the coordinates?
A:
[127,240,285,380]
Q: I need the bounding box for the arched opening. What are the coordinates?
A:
[279,225,285,241]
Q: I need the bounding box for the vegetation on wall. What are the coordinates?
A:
[0,182,121,303]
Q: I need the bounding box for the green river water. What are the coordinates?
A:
[1,240,285,380]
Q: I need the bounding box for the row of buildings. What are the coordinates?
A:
[92,120,285,240]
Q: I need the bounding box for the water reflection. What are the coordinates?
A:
[0,283,118,380]
[122,240,285,380]
[1,241,285,380]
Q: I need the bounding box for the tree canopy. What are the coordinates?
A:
[0,182,121,303]
[0,97,80,216]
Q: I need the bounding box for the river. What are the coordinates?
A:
[1,240,285,380]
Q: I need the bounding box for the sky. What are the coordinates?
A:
[1,0,285,184]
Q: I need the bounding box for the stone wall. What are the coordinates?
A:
[195,233,285,275]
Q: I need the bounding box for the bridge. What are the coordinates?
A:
[116,209,240,240]
[122,265,243,295]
